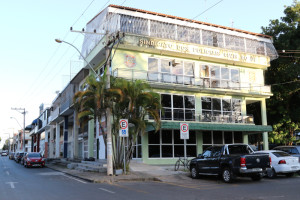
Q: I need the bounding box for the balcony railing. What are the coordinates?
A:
[60,98,72,113]
[113,68,271,94]
[150,110,254,124]
[49,107,59,123]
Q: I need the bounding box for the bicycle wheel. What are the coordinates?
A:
[186,159,191,170]
[174,160,181,171]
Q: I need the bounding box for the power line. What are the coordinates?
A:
[191,0,224,21]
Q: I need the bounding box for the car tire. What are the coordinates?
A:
[174,160,180,171]
[251,173,262,181]
[191,166,199,179]
[267,168,276,179]
[285,173,294,177]
[222,168,235,183]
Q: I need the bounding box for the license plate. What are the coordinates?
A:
[252,168,261,172]
[33,164,40,167]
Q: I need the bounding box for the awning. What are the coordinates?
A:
[146,121,272,133]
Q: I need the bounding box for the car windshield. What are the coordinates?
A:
[28,153,41,158]
[273,151,290,157]
[228,145,253,154]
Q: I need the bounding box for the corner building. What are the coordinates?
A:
[81,5,278,164]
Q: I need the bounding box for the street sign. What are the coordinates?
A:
[119,119,128,137]
[180,123,189,139]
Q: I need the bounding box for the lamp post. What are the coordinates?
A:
[54,39,97,76]
[11,108,26,152]
[55,37,113,176]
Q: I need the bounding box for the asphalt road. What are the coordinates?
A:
[1,156,300,200]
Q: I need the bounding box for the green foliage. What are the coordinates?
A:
[262,0,300,144]
[73,72,161,170]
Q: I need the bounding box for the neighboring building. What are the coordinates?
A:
[27,5,278,165]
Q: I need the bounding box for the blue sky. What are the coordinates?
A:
[0,0,295,145]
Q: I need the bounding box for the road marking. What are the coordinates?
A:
[6,171,10,175]
[99,188,115,194]
[6,182,17,189]
[62,174,87,184]
[37,172,64,176]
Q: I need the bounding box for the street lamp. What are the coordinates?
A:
[54,39,97,76]
[10,117,23,129]
[11,108,26,152]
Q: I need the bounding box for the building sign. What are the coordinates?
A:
[125,54,136,68]
[122,35,269,66]
[180,123,189,140]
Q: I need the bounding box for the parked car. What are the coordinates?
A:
[1,150,8,156]
[23,152,45,168]
[258,150,300,178]
[189,144,271,183]
[273,146,300,158]
[9,152,15,160]
[20,152,28,165]
[14,152,25,163]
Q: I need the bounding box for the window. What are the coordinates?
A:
[160,94,195,121]
[203,131,242,150]
[200,64,240,89]
[201,97,241,123]
[148,58,195,85]
[148,130,197,158]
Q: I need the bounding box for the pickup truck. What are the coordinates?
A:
[189,144,271,183]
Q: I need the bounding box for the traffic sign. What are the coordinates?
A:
[180,123,189,139]
[119,119,128,137]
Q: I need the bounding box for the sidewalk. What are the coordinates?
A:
[46,161,191,184]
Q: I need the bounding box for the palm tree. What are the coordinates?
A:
[74,74,161,171]
[111,78,161,169]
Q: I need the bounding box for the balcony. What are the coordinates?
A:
[49,107,60,124]
[60,97,73,116]
[113,68,271,96]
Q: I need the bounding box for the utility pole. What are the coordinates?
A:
[105,32,113,176]
[11,108,26,152]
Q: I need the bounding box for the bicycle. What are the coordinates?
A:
[174,157,191,171]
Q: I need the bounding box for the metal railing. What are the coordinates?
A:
[49,107,59,123]
[113,68,271,94]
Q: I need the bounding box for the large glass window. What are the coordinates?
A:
[148,58,195,85]
[148,130,197,158]
[203,131,242,150]
[200,64,240,89]
[161,94,195,121]
[201,97,241,123]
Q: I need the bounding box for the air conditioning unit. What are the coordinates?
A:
[170,59,181,67]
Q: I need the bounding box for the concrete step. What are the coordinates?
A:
[75,163,106,173]
[81,159,106,166]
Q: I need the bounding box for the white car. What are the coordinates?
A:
[1,151,8,156]
[259,150,300,178]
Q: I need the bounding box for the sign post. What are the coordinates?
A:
[119,119,128,174]
[180,123,189,170]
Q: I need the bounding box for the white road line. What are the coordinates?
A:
[61,174,87,184]
[99,188,115,194]
[6,182,17,189]
[6,171,10,175]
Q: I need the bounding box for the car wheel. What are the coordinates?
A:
[191,166,199,179]
[285,173,294,177]
[251,173,262,181]
[267,168,277,179]
[222,168,235,183]
[174,160,180,171]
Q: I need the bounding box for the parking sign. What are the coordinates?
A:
[119,119,128,137]
[180,123,189,139]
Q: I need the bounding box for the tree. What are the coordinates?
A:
[261,0,300,145]
[110,78,161,169]
[74,73,161,170]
